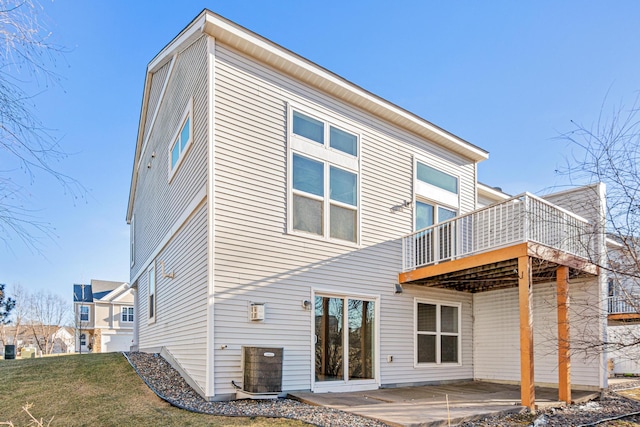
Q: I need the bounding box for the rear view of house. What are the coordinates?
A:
[72,279,134,353]
[127,10,608,406]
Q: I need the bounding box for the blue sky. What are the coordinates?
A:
[1,1,639,301]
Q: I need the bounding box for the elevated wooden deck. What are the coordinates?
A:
[398,194,600,410]
[399,242,597,292]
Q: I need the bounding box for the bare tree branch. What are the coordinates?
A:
[0,0,85,253]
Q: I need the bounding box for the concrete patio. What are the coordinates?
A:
[289,381,600,427]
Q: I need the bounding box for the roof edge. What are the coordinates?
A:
[127,9,490,222]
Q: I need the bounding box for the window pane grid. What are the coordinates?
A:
[416,302,459,364]
[290,110,359,244]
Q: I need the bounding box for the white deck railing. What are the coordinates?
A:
[402,193,594,272]
[608,295,640,314]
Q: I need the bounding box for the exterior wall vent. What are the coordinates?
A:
[241,346,283,395]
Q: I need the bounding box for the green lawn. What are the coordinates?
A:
[0,353,308,427]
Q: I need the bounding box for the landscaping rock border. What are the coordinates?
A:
[125,351,640,426]
[124,352,389,427]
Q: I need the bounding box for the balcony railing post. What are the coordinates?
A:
[524,195,531,242]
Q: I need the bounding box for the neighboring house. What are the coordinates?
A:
[604,236,640,376]
[72,279,134,353]
[0,325,74,355]
[126,10,608,407]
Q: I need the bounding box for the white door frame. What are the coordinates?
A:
[311,288,380,393]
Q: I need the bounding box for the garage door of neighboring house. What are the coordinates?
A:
[101,333,134,353]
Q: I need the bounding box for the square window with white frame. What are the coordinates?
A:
[289,107,360,244]
[121,306,134,323]
[415,300,460,365]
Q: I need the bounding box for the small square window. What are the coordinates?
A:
[330,126,357,156]
[293,111,324,144]
[122,307,134,323]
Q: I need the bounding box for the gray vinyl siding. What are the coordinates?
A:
[473,280,601,388]
[143,60,172,143]
[137,203,209,390]
[131,36,209,280]
[130,36,210,390]
[212,43,477,395]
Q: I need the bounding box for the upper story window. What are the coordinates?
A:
[80,306,89,322]
[122,306,134,323]
[292,111,358,156]
[414,159,460,230]
[415,160,459,206]
[168,101,193,180]
[417,162,458,194]
[289,108,360,244]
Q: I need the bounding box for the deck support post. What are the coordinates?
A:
[557,265,571,403]
[518,255,535,410]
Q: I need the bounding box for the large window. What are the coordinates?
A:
[148,262,156,322]
[416,301,460,364]
[122,306,134,323]
[168,102,193,180]
[80,306,89,322]
[289,109,359,243]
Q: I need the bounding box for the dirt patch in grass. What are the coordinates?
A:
[0,353,308,426]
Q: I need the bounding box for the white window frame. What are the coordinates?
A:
[287,105,361,245]
[130,215,135,267]
[414,157,460,211]
[414,298,462,367]
[168,100,194,182]
[121,306,134,323]
[79,305,89,322]
[79,333,86,347]
[148,261,156,324]
[414,199,458,231]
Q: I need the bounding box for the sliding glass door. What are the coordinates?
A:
[314,295,375,387]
